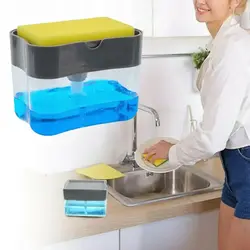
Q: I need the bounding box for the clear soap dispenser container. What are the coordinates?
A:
[9,17,143,136]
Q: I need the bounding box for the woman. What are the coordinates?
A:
[144,1,250,249]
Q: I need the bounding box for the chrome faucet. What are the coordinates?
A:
[139,104,161,127]
[120,104,161,168]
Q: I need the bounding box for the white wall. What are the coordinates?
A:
[137,53,203,145]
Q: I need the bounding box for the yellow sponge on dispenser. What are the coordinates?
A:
[17,17,135,46]
[142,153,167,167]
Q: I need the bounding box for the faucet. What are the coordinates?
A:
[120,104,161,169]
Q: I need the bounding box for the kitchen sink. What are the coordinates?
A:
[107,164,223,206]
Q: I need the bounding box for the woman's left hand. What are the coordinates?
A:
[143,140,174,163]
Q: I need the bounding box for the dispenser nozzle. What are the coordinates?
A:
[68,73,88,95]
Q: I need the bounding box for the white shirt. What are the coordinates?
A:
[168,15,250,168]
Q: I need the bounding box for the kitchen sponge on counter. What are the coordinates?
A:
[76,163,125,180]
[17,17,135,46]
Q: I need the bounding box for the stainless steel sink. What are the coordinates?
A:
[105,104,222,206]
[107,164,223,206]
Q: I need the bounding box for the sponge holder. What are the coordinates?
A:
[10,28,143,136]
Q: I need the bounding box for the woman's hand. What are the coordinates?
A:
[143,140,174,163]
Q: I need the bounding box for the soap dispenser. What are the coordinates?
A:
[9,17,142,136]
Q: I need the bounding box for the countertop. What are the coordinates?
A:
[20,157,224,248]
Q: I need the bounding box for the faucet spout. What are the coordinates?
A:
[120,103,161,169]
[139,104,161,127]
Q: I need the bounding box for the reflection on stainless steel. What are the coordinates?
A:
[107,164,223,206]
[120,104,160,169]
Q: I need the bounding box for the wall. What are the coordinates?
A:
[137,49,204,145]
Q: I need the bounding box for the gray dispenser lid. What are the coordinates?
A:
[10,29,143,79]
[63,179,107,201]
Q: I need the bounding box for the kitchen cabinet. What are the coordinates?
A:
[120,211,219,250]
[43,230,119,250]
[153,0,210,37]
[14,0,153,37]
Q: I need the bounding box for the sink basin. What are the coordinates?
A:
[107,164,223,206]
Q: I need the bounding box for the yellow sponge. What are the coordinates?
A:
[142,153,167,167]
[76,163,125,180]
[17,17,135,46]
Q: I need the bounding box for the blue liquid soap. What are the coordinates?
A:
[64,200,107,217]
[14,79,138,136]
